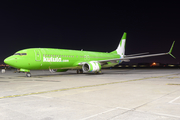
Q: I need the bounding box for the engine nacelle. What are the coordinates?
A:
[82,61,101,72]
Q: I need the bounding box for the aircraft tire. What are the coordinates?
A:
[95,71,101,74]
[26,72,31,77]
[77,70,80,74]
[80,69,83,74]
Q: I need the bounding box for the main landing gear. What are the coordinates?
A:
[77,69,83,74]
[95,71,102,74]
[76,70,102,74]
[26,72,31,77]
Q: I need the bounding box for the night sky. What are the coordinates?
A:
[1,1,179,64]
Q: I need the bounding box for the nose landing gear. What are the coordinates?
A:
[26,72,31,77]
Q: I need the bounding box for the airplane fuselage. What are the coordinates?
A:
[5,48,121,72]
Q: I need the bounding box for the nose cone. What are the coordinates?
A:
[4,56,14,66]
[4,57,9,65]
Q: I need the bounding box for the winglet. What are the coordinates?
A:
[168,41,175,59]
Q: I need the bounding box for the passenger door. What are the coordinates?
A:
[34,49,41,61]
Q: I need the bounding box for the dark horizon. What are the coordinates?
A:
[0,1,179,64]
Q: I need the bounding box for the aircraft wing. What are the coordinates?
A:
[98,41,175,63]
[124,52,149,57]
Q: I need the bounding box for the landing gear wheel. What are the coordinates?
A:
[26,72,31,77]
[77,70,83,74]
[80,69,83,74]
[95,71,101,74]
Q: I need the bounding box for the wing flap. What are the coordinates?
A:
[125,52,149,57]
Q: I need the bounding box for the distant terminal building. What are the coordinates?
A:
[150,62,160,67]
[116,62,180,68]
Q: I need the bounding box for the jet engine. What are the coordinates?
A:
[82,61,101,72]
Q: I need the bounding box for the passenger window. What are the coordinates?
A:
[14,53,27,55]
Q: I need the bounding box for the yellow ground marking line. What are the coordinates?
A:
[0,74,176,99]
[167,83,180,85]
[167,77,180,79]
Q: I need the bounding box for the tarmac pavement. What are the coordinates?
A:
[0,69,180,120]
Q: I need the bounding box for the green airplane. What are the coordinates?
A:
[4,32,175,77]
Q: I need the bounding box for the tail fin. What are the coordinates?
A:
[111,32,127,58]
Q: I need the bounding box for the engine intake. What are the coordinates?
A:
[82,61,101,72]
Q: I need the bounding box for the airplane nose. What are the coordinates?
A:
[4,56,14,66]
[4,58,9,64]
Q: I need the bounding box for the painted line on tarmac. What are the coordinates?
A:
[169,96,180,104]
[167,83,180,85]
[167,76,180,79]
[135,110,180,119]
[0,74,174,99]
[80,107,128,120]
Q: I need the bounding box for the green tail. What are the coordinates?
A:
[111,32,127,58]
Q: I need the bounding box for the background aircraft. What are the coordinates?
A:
[4,32,175,77]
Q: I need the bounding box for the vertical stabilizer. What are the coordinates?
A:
[111,32,127,58]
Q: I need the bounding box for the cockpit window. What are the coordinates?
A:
[21,53,27,55]
[14,53,21,55]
[14,53,27,55]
